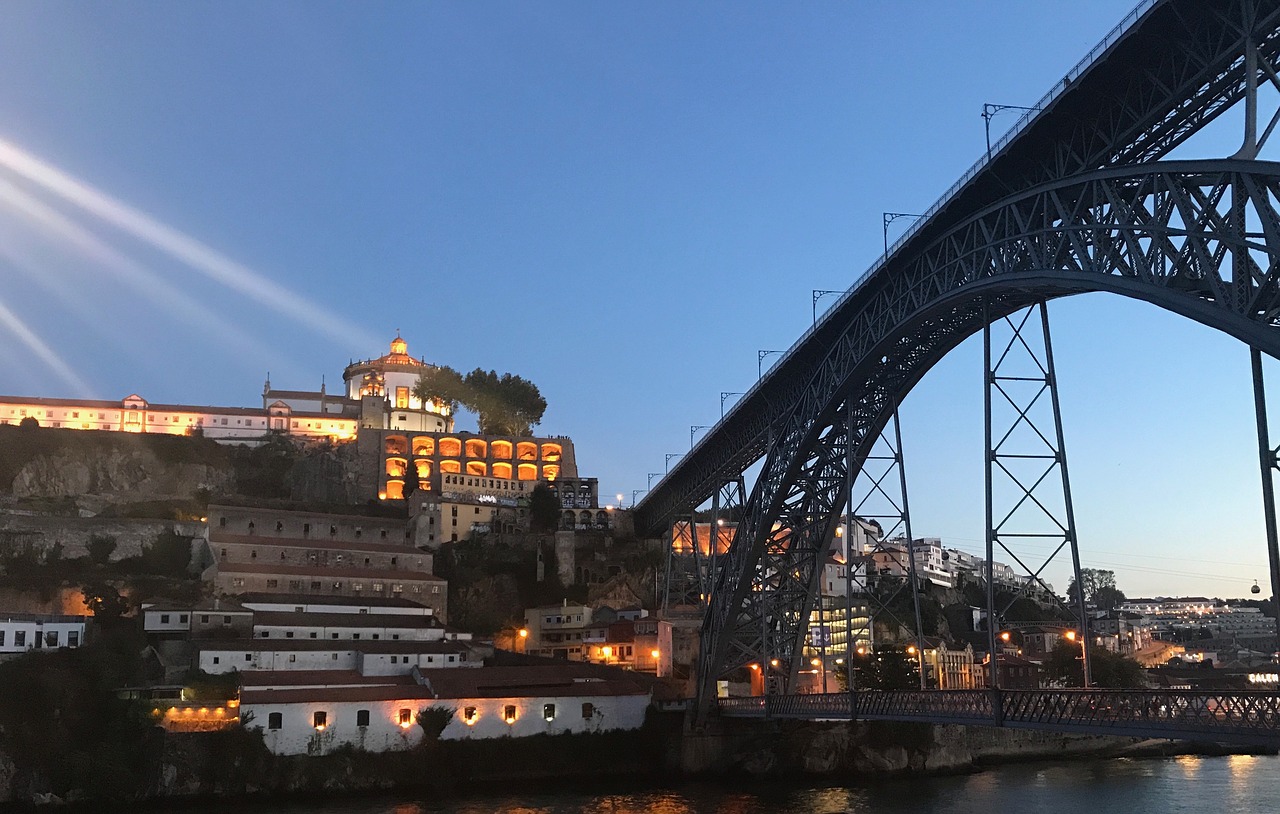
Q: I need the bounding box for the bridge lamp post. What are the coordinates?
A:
[648,472,663,488]
[758,350,784,379]
[721,392,744,418]
[883,212,922,260]
[812,289,842,324]
[981,102,1041,159]
[631,489,646,505]
[691,425,711,447]
[665,453,684,473]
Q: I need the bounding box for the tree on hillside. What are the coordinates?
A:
[413,365,470,414]
[528,483,562,533]
[403,461,420,499]
[412,365,547,436]
[141,528,193,577]
[87,535,118,567]
[18,416,38,429]
[1066,568,1126,609]
[1043,640,1145,688]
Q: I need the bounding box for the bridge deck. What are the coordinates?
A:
[718,690,1280,746]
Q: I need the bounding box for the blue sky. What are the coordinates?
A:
[0,1,1273,599]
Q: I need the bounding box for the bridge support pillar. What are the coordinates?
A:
[1250,348,1280,660]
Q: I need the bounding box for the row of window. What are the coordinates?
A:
[219,517,407,540]
[0,629,80,648]
[266,702,597,732]
[385,437,563,461]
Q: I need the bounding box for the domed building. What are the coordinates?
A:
[342,334,453,433]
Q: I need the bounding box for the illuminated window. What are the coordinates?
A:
[439,437,462,457]
[517,463,537,481]
[493,462,512,479]
[412,437,435,456]
[313,711,327,730]
[396,387,409,409]
[463,706,478,724]
[414,459,432,479]
[543,703,556,721]
[516,442,537,461]
[385,480,404,500]
[386,458,408,477]
[503,705,517,723]
[491,440,513,459]
[467,461,487,476]
[440,460,461,474]
[540,443,562,462]
[398,708,413,727]
[385,436,409,455]
[542,465,560,481]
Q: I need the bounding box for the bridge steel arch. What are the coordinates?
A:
[695,160,1280,705]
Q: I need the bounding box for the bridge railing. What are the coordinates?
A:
[717,688,1280,741]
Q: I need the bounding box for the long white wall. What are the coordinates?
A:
[243,692,650,755]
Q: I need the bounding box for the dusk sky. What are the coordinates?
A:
[0,2,1275,599]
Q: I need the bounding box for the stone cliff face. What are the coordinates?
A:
[10,447,233,502]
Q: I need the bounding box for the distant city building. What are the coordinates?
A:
[0,613,87,654]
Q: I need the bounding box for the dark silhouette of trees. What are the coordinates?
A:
[413,366,547,435]
[528,483,562,533]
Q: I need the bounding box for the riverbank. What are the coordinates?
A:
[0,714,1271,806]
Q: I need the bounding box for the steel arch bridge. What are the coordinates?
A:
[633,0,1280,722]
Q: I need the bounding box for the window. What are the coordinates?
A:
[160,614,170,624]
[582,703,595,719]
[268,712,283,730]
[266,579,278,588]
[14,631,25,647]
[543,703,556,722]
[463,706,477,724]
[503,705,517,723]
[357,709,370,727]
[179,614,188,623]
[398,708,412,727]
[313,711,327,730]
[202,615,210,623]
[212,656,220,665]
[67,632,79,647]
[245,654,252,662]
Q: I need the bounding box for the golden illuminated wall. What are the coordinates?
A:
[374,429,576,501]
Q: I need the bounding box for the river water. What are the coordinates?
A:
[164,754,1280,814]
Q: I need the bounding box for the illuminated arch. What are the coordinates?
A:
[517,463,538,481]
[414,459,432,479]
[540,443,562,462]
[385,435,408,456]
[491,440,513,460]
[465,439,487,459]
[440,460,461,474]
[493,462,512,479]
[439,437,462,457]
[385,480,404,500]
[516,442,537,461]
[467,461,487,476]
[542,464,560,481]
[412,437,435,456]
[385,458,408,478]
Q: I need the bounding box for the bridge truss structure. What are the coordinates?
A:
[635,0,1280,725]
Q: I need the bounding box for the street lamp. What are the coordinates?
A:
[632,489,647,505]
[648,472,663,488]
[758,349,783,379]
[883,212,923,260]
[665,453,684,472]
[691,425,711,447]
[616,492,624,508]
[812,289,842,324]
[981,102,1040,158]
[721,392,744,418]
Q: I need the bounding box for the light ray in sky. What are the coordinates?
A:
[0,136,379,351]
[0,297,93,397]
[0,177,298,377]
